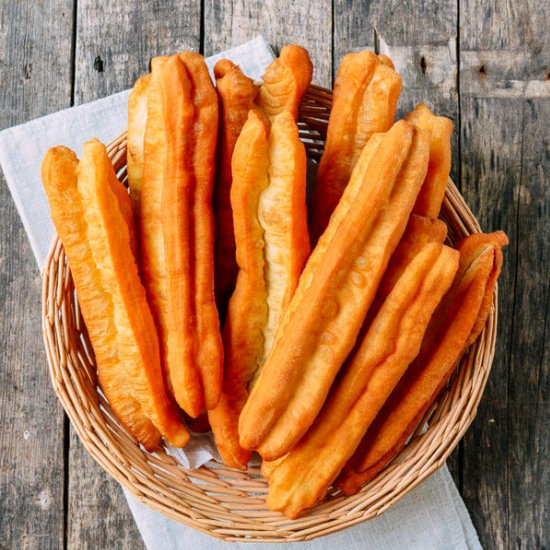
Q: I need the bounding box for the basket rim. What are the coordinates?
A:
[41,84,498,542]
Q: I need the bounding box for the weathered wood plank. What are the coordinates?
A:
[68,2,201,547]
[459,0,550,547]
[74,0,202,103]
[67,432,145,550]
[0,2,73,549]
[333,0,461,482]
[508,99,550,544]
[203,0,332,87]
[459,96,521,550]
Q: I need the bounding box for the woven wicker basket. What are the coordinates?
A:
[42,84,497,542]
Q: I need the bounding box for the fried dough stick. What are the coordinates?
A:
[127,74,150,212]
[209,110,309,469]
[42,142,189,450]
[405,103,453,218]
[363,215,448,329]
[141,54,222,418]
[213,60,259,319]
[309,51,402,245]
[209,112,270,468]
[213,46,311,318]
[336,231,508,495]
[267,243,459,518]
[239,121,429,461]
[255,44,313,121]
[179,51,223,411]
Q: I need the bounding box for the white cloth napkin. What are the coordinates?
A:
[0,35,481,550]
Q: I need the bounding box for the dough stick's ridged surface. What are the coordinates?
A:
[309,51,402,244]
[141,55,199,416]
[363,215,448,329]
[41,142,188,450]
[267,243,459,518]
[127,74,150,212]
[213,60,259,319]
[209,111,270,469]
[255,45,313,121]
[209,110,309,469]
[336,231,508,495]
[239,121,430,461]
[257,110,310,367]
[405,103,453,218]
[141,53,222,418]
[460,232,508,345]
[179,51,223,411]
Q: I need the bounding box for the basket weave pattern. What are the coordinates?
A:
[41,85,497,542]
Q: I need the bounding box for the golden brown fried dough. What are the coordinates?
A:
[255,44,313,121]
[209,109,309,469]
[238,121,430,461]
[405,103,453,218]
[336,231,508,495]
[42,141,188,450]
[267,243,459,518]
[142,55,199,416]
[179,51,224,411]
[459,232,508,345]
[260,455,286,481]
[213,60,259,320]
[257,110,310,364]
[309,51,402,244]
[363,214,448,328]
[213,47,310,319]
[209,110,270,468]
[127,74,150,212]
[141,53,222,419]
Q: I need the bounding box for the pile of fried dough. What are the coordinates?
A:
[41,45,508,519]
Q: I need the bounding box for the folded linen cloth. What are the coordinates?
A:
[0,35,481,550]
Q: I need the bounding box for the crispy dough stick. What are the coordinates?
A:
[42,142,188,450]
[257,110,310,365]
[127,74,150,212]
[209,110,309,469]
[336,231,508,495]
[179,51,223,411]
[184,411,212,433]
[255,44,313,121]
[141,54,222,418]
[267,243,459,518]
[213,60,259,320]
[309,51,402,245]
[460,232,508,345]
[239,121,430,461]
[142,55,201,416]
[261,455,286,480]
[363,215,448,328]
[209,111,270,468]
[213,47,310,318]
[405,103,453,218]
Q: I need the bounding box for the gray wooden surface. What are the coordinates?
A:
[0,1,548,549]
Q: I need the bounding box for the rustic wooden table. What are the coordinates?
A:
[0,1,548,548]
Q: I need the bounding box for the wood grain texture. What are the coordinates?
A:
[0,2,73,549]
[68,2,201,547]
[67,432,145,550]
[459,0,550,547]
[74,0,202,103]
[203,0,332,87]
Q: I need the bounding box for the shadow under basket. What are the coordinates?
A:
[41,84,497,543]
